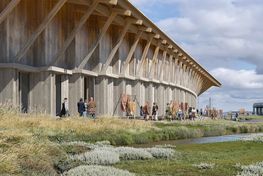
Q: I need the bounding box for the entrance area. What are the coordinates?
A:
[19,72,30,113]
[56,75,62,115]
[84,77,95,101]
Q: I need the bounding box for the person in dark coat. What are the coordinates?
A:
[77,98,85,117]
[60,98,69,117]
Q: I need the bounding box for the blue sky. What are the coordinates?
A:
[130,0,263,112]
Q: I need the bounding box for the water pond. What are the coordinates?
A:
[132,133,263,147]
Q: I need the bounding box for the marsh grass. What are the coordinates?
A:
[116,142,263,176]
[1,108,263,175]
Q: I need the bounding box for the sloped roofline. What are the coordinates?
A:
[119,0,221,87]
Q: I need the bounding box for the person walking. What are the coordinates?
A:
[140,106,144,118]
[77,98,85,117]
[60,98,69,117]
[165,103,172,121]
[178,108,183,121]
[152,102,158,121]
[143,102,150,121]
[88,97,96,120]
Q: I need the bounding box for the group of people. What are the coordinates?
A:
[140,102,159,121]
[59,97,96,119]
[138,101,201,121]
[58,96,204,121]
[165,103,198,121]
[77,97,96,119]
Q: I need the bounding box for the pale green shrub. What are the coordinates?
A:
[70,150,120,165]
[115,147,153,160]
[241,134,263,143]
[145,147,175,159]
[65,165,135,176]
[236,161,263,176]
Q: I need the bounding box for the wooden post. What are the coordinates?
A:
[50,0,100,66]
[78,11,118,69]
[0,0,21,25]
[101,20,131,74]
[15,0,67,61]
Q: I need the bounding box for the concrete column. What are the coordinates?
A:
[95,76,108,116]
[176,88,179,102]
[183,90,186,104]
[113,78,126,116]
[29,72,56,115]
[134,81,145,116]
[107,78,114,115]
[61,75,69,101]
[0,69,19,107]
[148,83,154,106]
[168,87,172,102]
[69,73,84,115]
[157,85,164,115]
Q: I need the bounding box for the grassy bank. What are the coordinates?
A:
[116,141,263,176]
[1,112,263,175]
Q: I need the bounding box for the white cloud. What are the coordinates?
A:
[155,0,263,72]
[211,68,263,89]
[199,68,263,111]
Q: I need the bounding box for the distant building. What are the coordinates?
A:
[253,103,263,115]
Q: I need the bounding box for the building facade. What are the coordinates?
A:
[0,0,221,116]
[253,103,263,116]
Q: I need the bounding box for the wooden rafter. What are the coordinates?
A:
[121,30,143,74]
[101,20,132,73]
[78,11,118,69]
[137,35,153,76]
[50,0,100,66]
[148,45,160,78]
[15,0,67,61]
[0,0,21,25]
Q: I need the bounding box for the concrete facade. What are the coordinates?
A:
[0,0,221,116]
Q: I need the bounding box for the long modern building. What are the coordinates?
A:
[0,0,221,116]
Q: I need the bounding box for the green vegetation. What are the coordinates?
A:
[1,110,263,175]
[116,141,263,176]
[239,115,263,121]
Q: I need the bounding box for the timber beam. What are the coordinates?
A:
[137,34,154,77]
[0,0,21,25]
[122,30,144,74]
[101,19,132,74]
[78,11,118,69]
[15,0,67,62]
[50,0,100,66]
